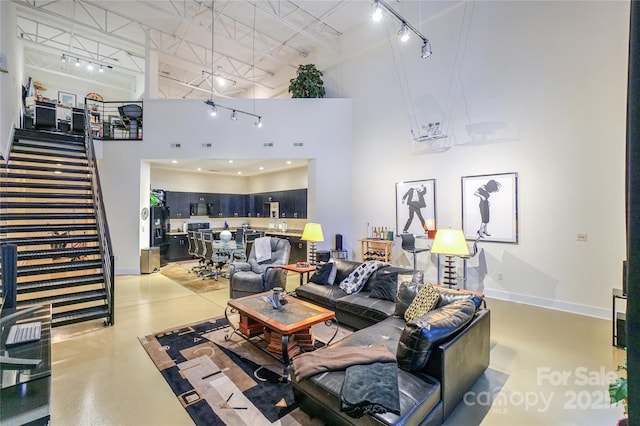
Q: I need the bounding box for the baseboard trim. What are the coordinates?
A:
[115,268,139,275]
[483,288,610,319]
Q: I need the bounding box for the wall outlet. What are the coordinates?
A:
[577,233,588,242]
[497,272,504,281]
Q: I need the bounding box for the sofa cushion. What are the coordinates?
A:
[339,260,386,294]
[404,284,440,322]
[435,286,484,310]
[396,298,477,372]
[309,261,337,285]
[394,280,425,317]
[363,267,423,293]
[336,292,396,325]
[295,282,347,309]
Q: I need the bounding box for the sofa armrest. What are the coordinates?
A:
[424,309,491,420]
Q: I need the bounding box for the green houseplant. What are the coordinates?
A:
[288,64,325,98]
[609,362,628,425]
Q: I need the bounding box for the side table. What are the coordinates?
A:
[282,263,317,287]
[612,288,627,347]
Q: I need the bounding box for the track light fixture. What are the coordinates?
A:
[204,99,262,128]
[399,23,410,42]
[75,58,81,67]
[61,54,66,63]
[372,0,432,59]
[421,39,432,58]
[64,54,113,72]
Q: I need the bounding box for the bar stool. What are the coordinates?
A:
[400,233,430,270]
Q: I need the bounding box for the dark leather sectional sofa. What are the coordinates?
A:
[292,259,490,425]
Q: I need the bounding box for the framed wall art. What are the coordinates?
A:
[395,179,436,236]
[461,172,518,243]
[58,91,76,107]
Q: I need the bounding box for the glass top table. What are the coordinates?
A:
[226,292,336,381]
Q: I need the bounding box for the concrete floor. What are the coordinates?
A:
[49,271,626,425]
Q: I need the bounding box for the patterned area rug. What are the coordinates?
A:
[139,317,346,425]
[159,261,230,294]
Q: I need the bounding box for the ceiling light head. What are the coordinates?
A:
[399,23,410,42]
[421,39,432,58]
[210,105,217,117]
[99,65,104,73]
[86,63,94,71]
[372,2,383,22]
[75,58,81,67]
[216,76,226,86]
[230,110,237,121]
[61,54,66,63]
[255,117,263,128]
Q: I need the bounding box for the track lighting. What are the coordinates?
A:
[372,3,383,22]
[371,0,432,59]
[99,65,104,73]
[61,54,66,63]
[421,39,432,58]
[399,23,410,42]
[203,99,262,128]
[75,58,81,67]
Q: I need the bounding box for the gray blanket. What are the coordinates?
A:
[292,344,396,382]
[341,361,401,418]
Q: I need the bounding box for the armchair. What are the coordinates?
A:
[228,237,291,299]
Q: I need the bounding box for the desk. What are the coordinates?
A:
[1,305,52,426]
[282,263,316,287]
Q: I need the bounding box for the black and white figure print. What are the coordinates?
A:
[395,179,436,236]
[462,173,518,243]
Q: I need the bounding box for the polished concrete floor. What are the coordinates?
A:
[49,271,627,426]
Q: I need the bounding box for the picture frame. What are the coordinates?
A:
[58,91,76,107]
[395,179,436,237]
[461,172,518,243]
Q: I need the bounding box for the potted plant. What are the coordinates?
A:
[609,361,628,426]
[288,64,325,98]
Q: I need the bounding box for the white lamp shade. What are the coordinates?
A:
[301,223,324,242]
[430,229,470,256]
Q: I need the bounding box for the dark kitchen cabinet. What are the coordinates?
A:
[168,234,191,261]
[165,191,191,219]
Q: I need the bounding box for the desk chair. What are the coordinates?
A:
[201,232,228,280]
[187,231,207,274]
[400,233,430,270]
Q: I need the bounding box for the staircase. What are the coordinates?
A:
[0,128,114,327]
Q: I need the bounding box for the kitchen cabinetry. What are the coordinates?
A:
[168,234,190,261]
[165,191,191,219]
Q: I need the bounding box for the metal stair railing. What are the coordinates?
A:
[83,107,115,326]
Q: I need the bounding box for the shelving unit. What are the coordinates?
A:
[361,238,393,263]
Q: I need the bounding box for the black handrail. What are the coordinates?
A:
[84,101,115,326]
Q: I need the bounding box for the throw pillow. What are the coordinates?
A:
[339,260,386,295]
[369,272,397,301]
[309,261,338,285]
[369,273,415,302]
[404,284,440,322]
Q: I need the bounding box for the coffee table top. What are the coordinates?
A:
[228,292,334,334]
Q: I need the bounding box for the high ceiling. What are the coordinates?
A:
[14,0,375,100]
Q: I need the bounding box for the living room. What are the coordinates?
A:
[0,1,633,425]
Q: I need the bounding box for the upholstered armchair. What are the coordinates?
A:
[228,237,291,299]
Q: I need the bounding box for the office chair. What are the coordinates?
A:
[187,231,207,274]
[400,233,430,270]
[201,232,228,280]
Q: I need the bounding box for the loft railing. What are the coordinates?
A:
[83,107,115,326]
[84,98,143,141]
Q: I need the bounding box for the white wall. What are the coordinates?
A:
[0,1,21,157]
[100,98,352,274]
[316,1,628,318]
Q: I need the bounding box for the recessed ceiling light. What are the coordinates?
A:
[228,160,234,163]
[197,167,202,171]
[286,161,292,165]
[259,166,264,170]
[237,171,242,175]
[171,160,178,164]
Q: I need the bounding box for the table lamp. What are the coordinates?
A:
[301,223,324,265]
[430,229,470,287]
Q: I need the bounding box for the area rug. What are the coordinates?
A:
[138,317,347,425]
[160,261,230,294]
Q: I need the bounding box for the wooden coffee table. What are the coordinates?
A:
[225,292,337,381]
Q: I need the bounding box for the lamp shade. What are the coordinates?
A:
[430,229,470,256]
[301,223,324,242]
